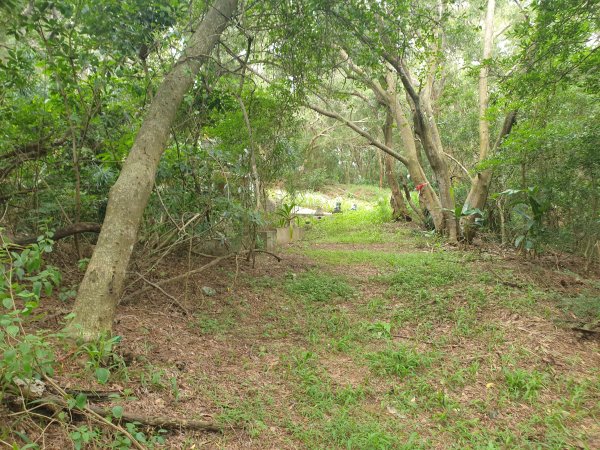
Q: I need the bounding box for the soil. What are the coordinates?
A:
[3,230,600,449]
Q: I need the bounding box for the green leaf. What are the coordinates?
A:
[75,393,87,409]
[515,235,525,248]
[95,367,110,384]
[6,324,19,337]
[111,405,124,419]
[2,297,13,309]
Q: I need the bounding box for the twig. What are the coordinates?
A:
[5,377,224,435]
[154,184,181,232]
[121,254,233,304]
[63,389,122,401]
[443,152,473,180]
[43,377,146,450]
[250,249,282,261]
[134,271,190,315]
[123,248,282,304]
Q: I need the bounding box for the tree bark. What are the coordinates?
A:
[335,51,439,229]
[461,0,500,242]
[385,73,444,231]
[375,26,457,240]
[383,111,411,221]
[67,0,238,340]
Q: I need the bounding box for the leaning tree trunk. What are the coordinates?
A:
[67,0,238,340]
[385,74,444,231]
[383,111,411,221]
[417,92,458,241]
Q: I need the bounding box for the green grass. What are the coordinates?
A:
[285,351,425,449]
[284,270,355,303]
[379,254,466,292]
[303,248,460,269]
[552,291,600,322]
[192,311,236,335]
[503,368,547,401]
[305,200,396,244]
[271,224,599,449]
[146,186,600,449]
[366,345,434,378]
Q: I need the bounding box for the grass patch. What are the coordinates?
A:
[366,345,433,378]
[302,248,461,273]
[285,351,424,449]
[552,291,600,322]
[193,312,236,335]
[284,271,354,303]
[503,368,546,401]
[379,254,465,292]
[244,274,278,291]
[306,200,396,244]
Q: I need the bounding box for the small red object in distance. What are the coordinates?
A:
[415,183,428,191]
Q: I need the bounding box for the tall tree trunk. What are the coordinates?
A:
[376,36,457,240]
[461,0,496,242]
[67,0,238,340]
[411,82,458,241]
[383,111,411,221]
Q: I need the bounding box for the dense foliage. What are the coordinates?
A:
[0,0,598,447]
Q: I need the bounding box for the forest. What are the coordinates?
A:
[0,0,599,448]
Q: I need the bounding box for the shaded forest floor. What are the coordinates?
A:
[7,208,600,449]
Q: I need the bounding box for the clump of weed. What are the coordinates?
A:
[552,291,600,322]
[217,397,269,438]
[504,368,546,400]
[367,345,432,378]
[363,321,392,339]
[285,271,354,302]
[382,254,464,293]
[193,312,235,335]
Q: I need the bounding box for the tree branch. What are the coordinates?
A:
[306,103,408,165]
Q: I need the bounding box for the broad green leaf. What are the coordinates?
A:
[112,405,124,419]
[95,367,110,384]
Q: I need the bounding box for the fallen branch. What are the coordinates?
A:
[247,249,282,262]
[6,222,102,247]
[86,406,222,432]
[63,388,122,401]
[4,378,223,437]
[6,380,145,450]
